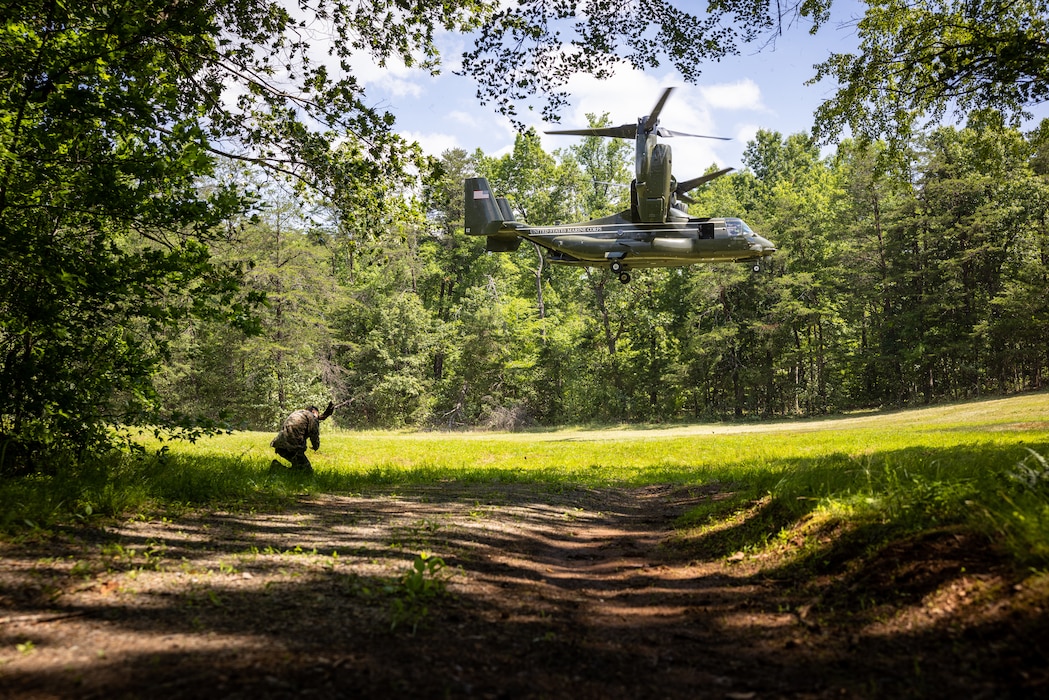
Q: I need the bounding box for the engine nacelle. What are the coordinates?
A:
[635,143,672,223]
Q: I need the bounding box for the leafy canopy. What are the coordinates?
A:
[463,0,833,125]
[812,0,1049,146]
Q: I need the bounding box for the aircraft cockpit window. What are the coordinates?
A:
[724,218,753,237]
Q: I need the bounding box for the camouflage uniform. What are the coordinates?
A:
[270,408,320,472]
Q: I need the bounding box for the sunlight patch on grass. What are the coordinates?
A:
[3,391,1049,566]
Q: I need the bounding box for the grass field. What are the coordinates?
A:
[4,391,1049,566]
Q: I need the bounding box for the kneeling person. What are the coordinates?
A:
[270,405,321,472]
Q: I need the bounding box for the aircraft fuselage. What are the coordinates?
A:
[513,210,776,269]
[463,176,775,282]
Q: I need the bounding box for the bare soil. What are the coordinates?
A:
[1,484,1047,699]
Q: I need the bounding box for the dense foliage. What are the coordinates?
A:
[813,0,1049,147]
[156,117,1049,430]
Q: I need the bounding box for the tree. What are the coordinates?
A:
[985,118,1049,390]
[420,149,488,321]
[564,113,633,218]
[336,290,439,428]
[830,139,916,404]
[154,174,340,430]
[906,115,1040,399]
[0,2,256,460]
[461,0,830,125]
[812,0,1049,147]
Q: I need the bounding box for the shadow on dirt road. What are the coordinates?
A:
[1,484,1046,698]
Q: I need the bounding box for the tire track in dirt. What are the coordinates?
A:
[1,484,1045,698]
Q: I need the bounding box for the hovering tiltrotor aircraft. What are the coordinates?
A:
[464,88,775,283]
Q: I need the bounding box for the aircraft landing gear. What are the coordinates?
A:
[609,260,631,283]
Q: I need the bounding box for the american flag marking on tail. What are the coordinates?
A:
[473,190,489,199]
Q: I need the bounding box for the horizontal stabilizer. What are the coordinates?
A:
[486,236,522,252]
[676,167,735,204]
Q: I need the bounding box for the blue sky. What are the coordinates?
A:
[345,2,1049,176]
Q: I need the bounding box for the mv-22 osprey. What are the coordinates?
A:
[464,88,775,283]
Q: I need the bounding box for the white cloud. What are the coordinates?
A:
[489,142,515,159]
[345,53,426,99]
[377,36,775,170]
[401,131,462,158]
[699,80,766,111]
[448,110,478,127]
[735,122,762,142]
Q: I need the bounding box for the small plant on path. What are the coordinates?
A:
[387,552,450,634]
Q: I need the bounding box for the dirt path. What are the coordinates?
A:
[1,484,1046,698]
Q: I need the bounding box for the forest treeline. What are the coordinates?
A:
[157,115,1049,431]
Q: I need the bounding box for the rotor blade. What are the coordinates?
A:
[677,192,696,205]
[656,127,732,140]
[642,87,675,133]
[545,124,638,139]
[676,167,735,195]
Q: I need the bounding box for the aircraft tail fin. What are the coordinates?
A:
[464,177,522,252]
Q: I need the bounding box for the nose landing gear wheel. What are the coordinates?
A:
[618,272,631,284]
[610,260,625,274]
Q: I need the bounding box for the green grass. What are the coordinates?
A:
[3,391,1049,566]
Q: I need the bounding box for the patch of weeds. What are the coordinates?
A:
[388,518,444,549]
[100,542,127,559]
[1008,448,1049,493]
[178,560,202,575]
[183,586,224,608]
[674,490,748,528]
[69,560,94,579]
[72,502,97,524]
[9,521,55,543]
[100,540,167,572]
[235,545,260,563]
[259,544,320,557]
[337,571,379,598]
[876,466,976,528]
[386,552,451,634]
[974,448,1049,566]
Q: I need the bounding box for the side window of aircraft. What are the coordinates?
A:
[725,218,743,237]
[698,222,715,239]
